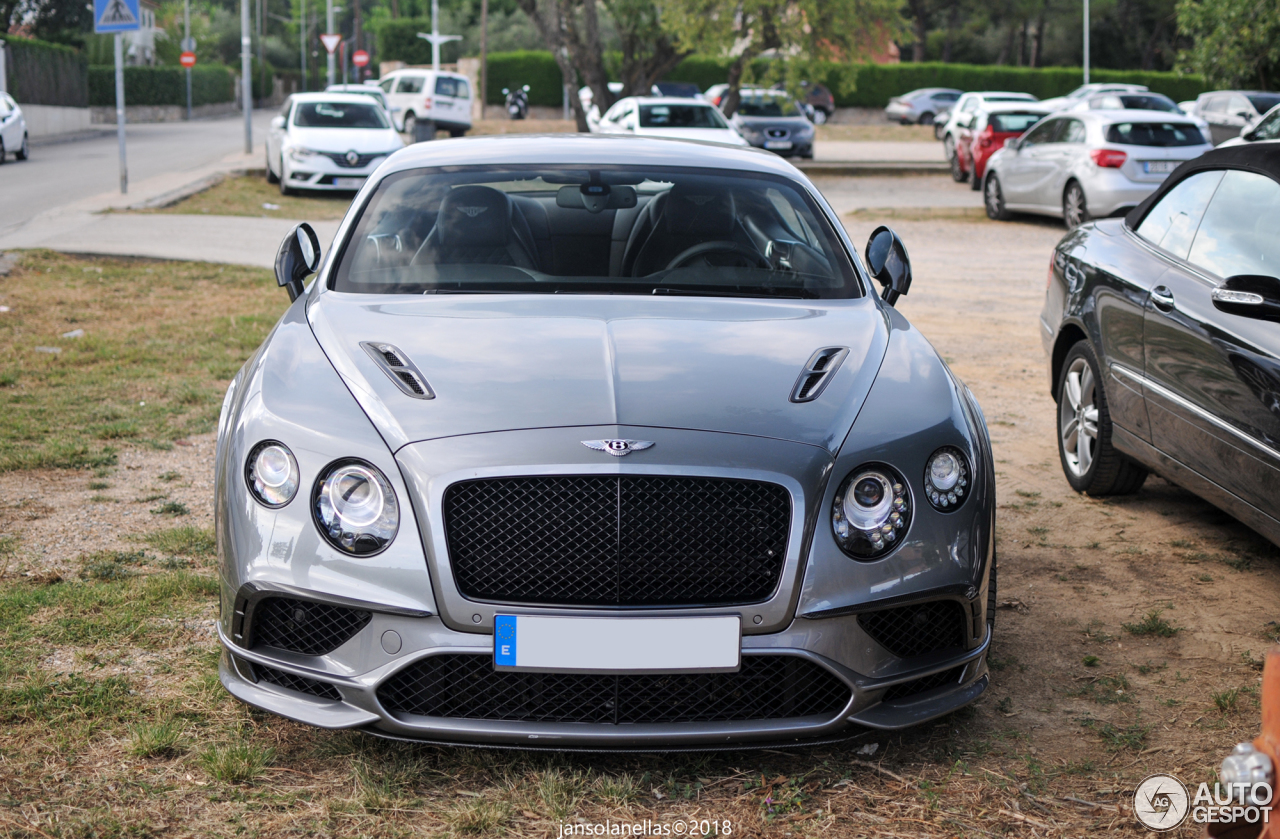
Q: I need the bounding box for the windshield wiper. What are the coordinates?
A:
[422,288,524,294]
[651,287,817,299]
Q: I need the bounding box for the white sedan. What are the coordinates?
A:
[593,97,748,146]
[266,93,404,195]
[0,92,29,163]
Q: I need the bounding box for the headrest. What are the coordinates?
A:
[436,185,512,247]
[663,182,736,238]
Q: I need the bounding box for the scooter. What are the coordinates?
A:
[503,85,529,120]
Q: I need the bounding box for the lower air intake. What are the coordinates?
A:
[377,654,851,724]
[251,597,372,656]
[254,663,343,701]
[857,600,968,659]
[881,665,965,702]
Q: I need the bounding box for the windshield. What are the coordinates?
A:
[332,165,860,298]
[1105,122,1206,146]
[1093,94,1178,112]
[639,104,728,129]
[1247,94,1280,113]
[293,101,390,129]
[737,93,801,117]
[990,112,1044,133]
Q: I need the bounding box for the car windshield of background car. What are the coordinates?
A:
[1247,94,1280,114]
[737,95,801,117]
[333,166,859,298]
[1187,171,1280,278]
[1094,94,1178,112]
[1252,109,1280,141]
[294,102,390,129]
[1135,170,1225,259]
[1106,122,1205,146]
[990,112,1043,133]
[639,105,728,129]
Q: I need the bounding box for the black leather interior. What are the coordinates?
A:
[414,185,539,270]
[623,183,755,276]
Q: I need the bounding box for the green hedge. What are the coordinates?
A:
[88,65,235,107]
[0,35,88,107]
[485,51,568,106]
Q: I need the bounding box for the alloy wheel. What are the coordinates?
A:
[1063,183,1087,230]
[1059,357,1100,478]
[17,133,28,161]
[984,175,1006,220]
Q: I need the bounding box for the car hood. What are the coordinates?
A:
[308,293,891,453]
[635,127,748,145]
[286,126,403,153]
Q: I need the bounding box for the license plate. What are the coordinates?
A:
[494,614,740,673]
[1142,161,1178,174]
[764,140,793,150]
[334,177,366,189]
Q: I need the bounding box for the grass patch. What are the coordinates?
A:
[815,123,936,142]
[129,717,185,758]
[1081,718,1150,751]
[143,525,214,559]
[0,251,284,472]
[151,500,190,517]
[446,799,512,835]
[1082,655,1099,667]
[1072,674,1132,704]
[1123,609,1181,638]
[200,742,275,784]
[148,174,353,220]
[79,548,147,580]
[1213,688,1240,714]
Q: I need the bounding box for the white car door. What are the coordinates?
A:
[394,74,426,128]
[432,74,460,124]
[0,96,17,151]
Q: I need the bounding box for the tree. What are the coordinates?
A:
[659,0,907,116]
[1177,0,1280,88]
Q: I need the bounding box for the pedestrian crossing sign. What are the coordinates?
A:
[94,0,140,33]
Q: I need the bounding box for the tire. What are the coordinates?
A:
[449,128,466,138]
[934,121,946,140]
[1063,180,1090,230]
[949,151,968,183]
[16,133,28,161]
[265,151,279,183]
[0,139,6,165]
[919,112,935,126]
[942,134,955,159]
[278,158,295,196]
[402,112,416,137]
[812,109,828,125]
[984,173,1009,220]
[1056,341,1148,496]
[970,166,984,190]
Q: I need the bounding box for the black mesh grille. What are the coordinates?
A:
[377,654,850,724]
[251,597,372,655]
[255,663,342,701]
[444,476,791,607]
[857,600,968,658]
[322,151,381,168]
[881,666,965,702]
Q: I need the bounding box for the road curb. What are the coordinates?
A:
[797,162,949,176]
[126,168,267,211]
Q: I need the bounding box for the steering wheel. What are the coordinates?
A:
[665,241,771,271]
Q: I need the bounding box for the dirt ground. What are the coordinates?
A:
[0,204,1276,837]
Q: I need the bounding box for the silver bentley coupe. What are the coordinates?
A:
[215,135,996,748]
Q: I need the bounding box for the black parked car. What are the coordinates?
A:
[1041,144,1280,547]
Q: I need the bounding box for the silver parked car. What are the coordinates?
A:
[0,92,29,163]
[1218,103,1280,148]
[982,109,1213,229]
[884,88,961,125]
[215,135,997,749]
[1189,90,1280,145]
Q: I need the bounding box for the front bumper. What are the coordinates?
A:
[284,155,389,191]
[219,598,991,749]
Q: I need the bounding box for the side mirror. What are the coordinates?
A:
[1004,137,1021,150]
[864,226,912,306]
[275,223,321,302]
[270,115,285,129]
[1211,275,1280,322]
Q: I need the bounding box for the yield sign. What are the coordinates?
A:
[179,51,196,68]
[319,33,342,54]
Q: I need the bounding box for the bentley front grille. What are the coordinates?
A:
[857,600,968,659]
[377,654,850,724]
[443,476,791,607]
[250,597,372,656]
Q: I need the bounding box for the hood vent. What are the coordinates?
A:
[790,347,849,403]
[360,342,435,400]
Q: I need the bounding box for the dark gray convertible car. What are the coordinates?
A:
[1042,143,1280,546]
[216,135,996,748]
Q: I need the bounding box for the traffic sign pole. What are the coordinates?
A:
[241,0,252,155]
[325,0,335,87]
[94,0,139,195]
[113,33,127,194]
[183,0,191,120]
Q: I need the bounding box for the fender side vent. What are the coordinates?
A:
[361,342,435,400]
[790,347,849,402]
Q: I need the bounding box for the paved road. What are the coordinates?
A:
[0,113,273,235]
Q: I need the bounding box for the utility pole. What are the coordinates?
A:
[257,0,265,103]
[1082,0,1090,84]
[352,0,361,82]
[183,0,191,119]
[114,33,127,193]
[242,0,252,153]
[326,0,335,86]
[416,0,460,72]
[300,0,307,91]
[479,0,487,118]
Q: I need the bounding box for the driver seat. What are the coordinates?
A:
[624,183,752,276]
[413,185,538,270]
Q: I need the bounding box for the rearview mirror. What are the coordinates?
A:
[1211,275,1280,322]
[864,226,912,306]
[275,223,321,302]
[556,184,638,213]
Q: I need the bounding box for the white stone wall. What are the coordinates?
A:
[21,104,93,138]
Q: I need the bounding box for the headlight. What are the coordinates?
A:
[924,447,970,511]
[245,441,299,508]
[832,464,911,559]
[288,146,319,161]
[313,460,399,556]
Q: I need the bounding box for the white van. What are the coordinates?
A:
[378,69,473,138]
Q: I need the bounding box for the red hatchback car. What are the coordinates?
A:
[951,106,1049,189]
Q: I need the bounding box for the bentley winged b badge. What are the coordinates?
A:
[581,439,655,457]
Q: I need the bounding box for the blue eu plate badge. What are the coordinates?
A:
[494,615,517,666]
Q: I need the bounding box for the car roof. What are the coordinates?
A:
[289,92,387,104]
[969,91,1036,99]
[982,103,1051,114]
[380,134,805,179]
[621,96,717,106]
[1063,109,1198,124]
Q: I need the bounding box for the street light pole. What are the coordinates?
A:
[416,0,460,73]
[326,0,335,86]
[183,0,191,120]
[242,0,252,153]
[1082,0,1090,85]
[479,0,487,119]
